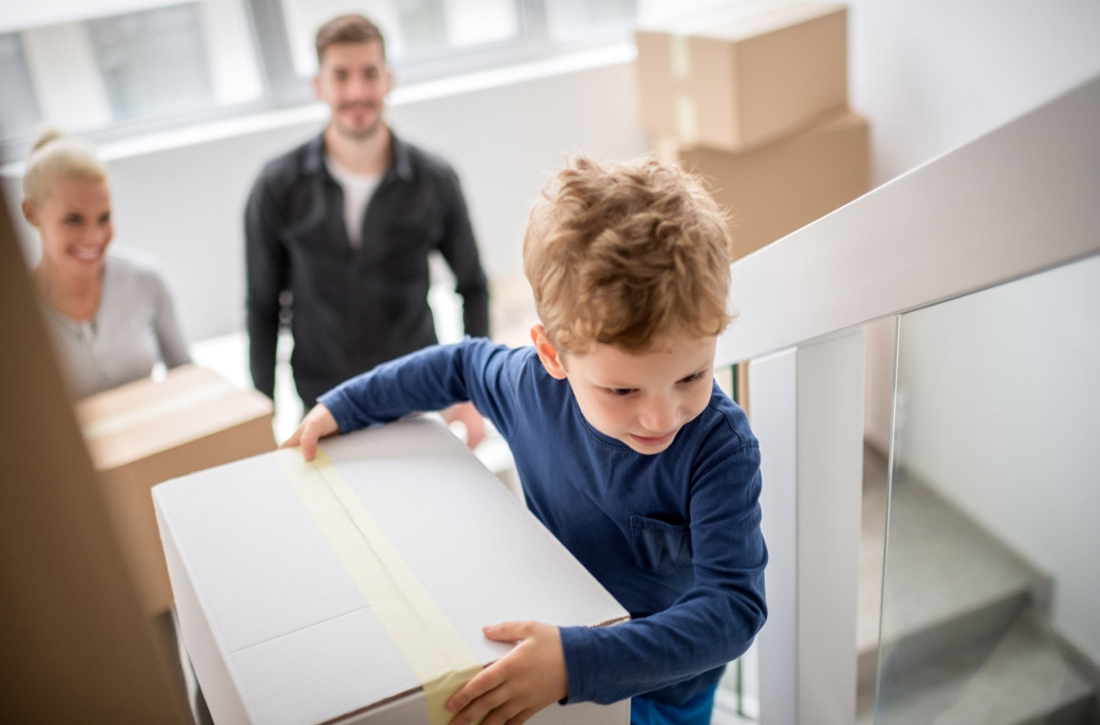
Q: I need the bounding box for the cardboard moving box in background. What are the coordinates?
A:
[1,184,189,723]
[154,416,631,725]
[77,364,275,616]
[636,0,848,152]
[670,111,871,260]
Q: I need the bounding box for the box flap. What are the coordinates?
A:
[703,2,846,43]
[230,609,421,725]
[636,1,845,42]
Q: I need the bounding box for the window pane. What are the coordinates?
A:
[279,0,523,78]
[87,3,214,118]
[442,0,519,48]
[397,0,448,51]
[279,0,407,78]
[546,0,636,42]
[0,33,42,138]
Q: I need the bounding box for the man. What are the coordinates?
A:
[245,14,489,445]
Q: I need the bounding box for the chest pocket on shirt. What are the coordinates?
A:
[629,515,693,576]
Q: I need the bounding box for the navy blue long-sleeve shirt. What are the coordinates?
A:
[319,338,767,705]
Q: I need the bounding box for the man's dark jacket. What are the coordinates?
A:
[245,130,490,407]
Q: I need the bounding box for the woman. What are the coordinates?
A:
[21,129,190,399]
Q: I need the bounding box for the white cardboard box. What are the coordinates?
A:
[154,416,630,725]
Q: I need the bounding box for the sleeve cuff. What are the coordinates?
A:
[318,387,354,433]
[558,625,593,704]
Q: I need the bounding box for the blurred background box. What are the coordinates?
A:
[636,1,848,153]
[76,364,275,616]
[666,110,870,261]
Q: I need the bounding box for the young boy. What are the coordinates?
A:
[287,156,767,725]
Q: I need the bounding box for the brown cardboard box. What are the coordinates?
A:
[76,364,276,615]
[636,1,848,152]
[671,110,870,260]
[1,186,188,722]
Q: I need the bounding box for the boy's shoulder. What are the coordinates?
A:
[459,337,542,382]
[695,384,758,452]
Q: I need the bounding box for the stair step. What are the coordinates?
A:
[874,609,1096,725]
[858,447,1049,683]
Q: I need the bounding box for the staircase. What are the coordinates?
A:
[857,445,1100,724]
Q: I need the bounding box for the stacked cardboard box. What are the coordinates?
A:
[154,416,630,725]
[76,364,276,616]
[636,0,870,261]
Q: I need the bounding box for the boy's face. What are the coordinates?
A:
[532,326,717,455]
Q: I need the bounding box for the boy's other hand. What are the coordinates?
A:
[446,621,567,725]
[441,401,486,449]
[280,403,339,461]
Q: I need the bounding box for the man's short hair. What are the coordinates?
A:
[523,156,734,355]
[315,14,386,64]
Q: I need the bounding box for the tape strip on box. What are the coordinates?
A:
[275,447,482,725]
[675,96,699,145]
[82,379,236,439]
[669,33,691,79]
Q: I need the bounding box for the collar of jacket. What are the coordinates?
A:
[303,126,414,182]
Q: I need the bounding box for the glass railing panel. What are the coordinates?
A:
[874,254,1100,723]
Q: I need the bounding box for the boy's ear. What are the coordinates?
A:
[530,324,567,380]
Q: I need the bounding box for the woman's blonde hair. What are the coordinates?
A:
[523,155,734,354]
[22,128,108,205]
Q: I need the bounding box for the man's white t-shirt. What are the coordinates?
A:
[325,154,381,249]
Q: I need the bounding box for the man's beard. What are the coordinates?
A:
[335,106,384,141]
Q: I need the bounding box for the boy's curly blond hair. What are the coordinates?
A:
[523,156,734,354]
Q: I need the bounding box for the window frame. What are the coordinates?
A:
[0,0,637,164]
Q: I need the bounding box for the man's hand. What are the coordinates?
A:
[441,401,486,449]
[446,621,568,725]
[281,403,339,461]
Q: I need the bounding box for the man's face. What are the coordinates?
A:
[536,329,718,455]
[314,40,393,140]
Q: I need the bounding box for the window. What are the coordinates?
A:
[547,0,636,41]
[88,3,214,119]
[0,33,42,139]
[0,0,637,161]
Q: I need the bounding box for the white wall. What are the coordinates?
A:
[847,0,1100,451]
[841,0,1100,663]
[895,255,1100,664]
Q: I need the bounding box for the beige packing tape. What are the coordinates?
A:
[675,96,700,146]
[275,447,483,725]
[669,33,691,79]
[81,378,237,439]
[667,33,699,144]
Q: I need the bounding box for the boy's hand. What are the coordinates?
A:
[280,403,339,461]
[442,401,486,449]
[447,621,568,725]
